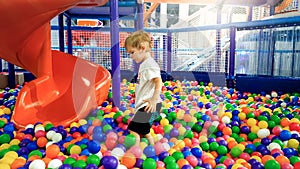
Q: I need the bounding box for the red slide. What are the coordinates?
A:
[0,0,110,128]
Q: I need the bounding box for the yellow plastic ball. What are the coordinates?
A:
[3,108,11,115]
[78,119,87,125]
[247,118,257,127]
[198,136,208,143]
[224,112,232,118]
[70,145,82,155]
[258,121,268,129]
[231,164,243,169]
[70,122,79,128]
[178,127,186,136]
[250,155,262,162]
[287,139,299,149]
[10,139,20,146]
[251,126,260,133]
[160,118,169,126]
[235,144,245,151]
[235,159,246,164]
[238,113,246,120]
[0,163,10,169]
[0,144,10,151]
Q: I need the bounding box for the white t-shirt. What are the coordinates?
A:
[135,57,161,110]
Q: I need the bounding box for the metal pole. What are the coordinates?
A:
[8,63,15,88]
[167,31,172,73]
[228,26,236,88]
[58,14,65,52]
[66,15,73,55]
[110,0,120,107]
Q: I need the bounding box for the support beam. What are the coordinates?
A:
[144,3,160,24]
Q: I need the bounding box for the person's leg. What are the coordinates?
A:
[145,133,154,145]
[130,130,140,146]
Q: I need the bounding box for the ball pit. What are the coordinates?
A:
[0,81,299,169]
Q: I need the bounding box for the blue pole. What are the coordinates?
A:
[167,31,172,73]
[216,5,222,72]
[8,63,15,88]
[0,59,2,72]
[58,14,65,52]
[163,35,167,71]
[66,15,73,54]
[228,26,236,88]
[248,6,253,21]
[110,0,120,108]
[154,39,158,61]
[132,2,144,74]
[136,3,144,30]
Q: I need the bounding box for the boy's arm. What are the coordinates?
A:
[144,77,162,113]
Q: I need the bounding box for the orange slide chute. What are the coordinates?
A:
[0,0,110,128]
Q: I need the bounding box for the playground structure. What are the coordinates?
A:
[0,0,111,128]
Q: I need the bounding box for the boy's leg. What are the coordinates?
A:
[145,133,154,145]
[130,130,140,146]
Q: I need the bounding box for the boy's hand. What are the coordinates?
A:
[143,99,157,113]
[143,89,161,113]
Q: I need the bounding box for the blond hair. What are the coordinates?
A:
[125,30,152,52]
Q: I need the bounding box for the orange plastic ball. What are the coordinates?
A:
[121,153,137,168]
[177,159,189,168]
[45,144,60,159]
[11,158,26,169]
[37,137,48,148]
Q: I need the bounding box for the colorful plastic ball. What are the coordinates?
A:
[87,140,100,154]
[166,162,179,169]
[142,158,157,169]
[143,145,156,157]
[124,134,136,148]
[48,159,63,169]
[58,164,72,169]
[185,155,198,167]
[264,160,280,169]
[86,154,100,166]
[100,156,118,169]
[279,130,291,141]
[28,159,46,169]
[45,144,60,159]
[287,139,299,149]
[121,152,136,168]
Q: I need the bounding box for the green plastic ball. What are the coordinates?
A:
[172,151,184,161]
[163,156,176,165]
[200,142,210,151]
[217,145,228,155]
[86,154,100,166]
[264,160,280,169]
[166,163,179,169]
[124,134,136,148]
[142,158,157,169]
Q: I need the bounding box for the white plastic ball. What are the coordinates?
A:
[162,142,170,151]
[257,129,270,138]
[34,125,45,132]
[25,124,34,130]
[29,159,45,169]
[271,92,278,98]
[111,147,125,159]
[52,133,62,142]
[46,130,56,139]
[267,142,281,151]
[45,141,54,148]
[47,159,63,169]
[117,164,128,169]
[221,116,231,124]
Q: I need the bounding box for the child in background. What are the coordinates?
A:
[125,30,163,145]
